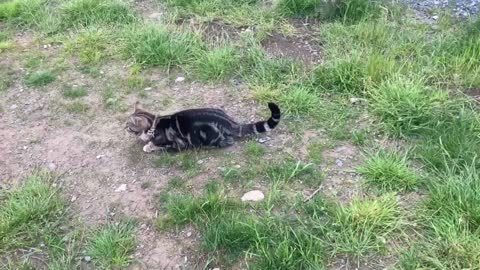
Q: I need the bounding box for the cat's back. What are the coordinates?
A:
[174,107,237,125]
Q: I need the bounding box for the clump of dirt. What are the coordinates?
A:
[464,87,480,102]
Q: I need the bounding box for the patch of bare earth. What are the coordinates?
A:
[261,19,323,66]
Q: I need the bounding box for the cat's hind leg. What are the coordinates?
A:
[216,136,234,148]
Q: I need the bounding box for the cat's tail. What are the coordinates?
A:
[237,102,281,137]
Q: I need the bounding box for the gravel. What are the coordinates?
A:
[400,0,480,20]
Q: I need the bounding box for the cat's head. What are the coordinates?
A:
[125,102,155,142]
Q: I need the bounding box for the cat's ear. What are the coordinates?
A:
[133,101,140,112]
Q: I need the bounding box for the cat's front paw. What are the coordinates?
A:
[143,143,154,153]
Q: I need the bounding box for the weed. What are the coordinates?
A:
[124,25,203,68]
[245,141,265,158]
[153,154,177,167]
[168,176,185,190]
[0,171,67,252]
[369,77,449,137]
[265,158,321,187]
[195,46,239,81]
[326,193,401,256]
[417,109,480,171]
[87,219,136,269]
[65,101,89,114]
[359,150,420,192]
[62,85,88,99]
[0,1,22,19]
[400,163,480,268]
[25,70,55,87]
[60,0,136,29]
[141,181,152,189]
[312,57,367,95]
[351,129,369,146]
[222,167,244,184]
[102,87,125,112]
[64,27,110,65]
[0,41,15,52]
[307,140,325,164]
[279,85,321,116]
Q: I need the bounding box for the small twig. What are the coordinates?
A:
[303,184,322,203]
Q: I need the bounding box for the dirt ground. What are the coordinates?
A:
[0,10,368,270]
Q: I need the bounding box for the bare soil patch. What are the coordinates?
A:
[261,20,322,65]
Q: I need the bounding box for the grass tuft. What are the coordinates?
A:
[87,219,136,269]
[0,1,21,19]
[195,46,239,81]
[124,25,203,68]
[359,150,420,192]
[326,193,401,256]
[65,101,90,114]
[0,171,67,252]
[25,70,55,87]
[62,85,88,99]
[369,77,449,137]
[60,0,136,29]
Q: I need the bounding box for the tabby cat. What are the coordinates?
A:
[125,102,281,152]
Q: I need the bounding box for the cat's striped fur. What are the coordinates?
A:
[125,102,281,152]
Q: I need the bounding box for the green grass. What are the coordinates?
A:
[157,191,326,268]
[0,171,67,252]
[60,0,136,29]
[307,140,325,164]
[0,1,22,19]
[123,25,203,68]
[87,219,136,269]
[244,141,265,158]
[163,0,274,27]
[369,77,450,137]
[168,176,185,190]
[195,46,239,81]
[358,150,420,192]
[326,193,401,256]
[399,163,480,269]
[65,101,89,113]
[102,87,126,112]
[64,27,111,65]
[141,181,152,189]
[25,70,55,87]
[62,85,88,99]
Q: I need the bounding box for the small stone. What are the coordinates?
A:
[48,162,57,171]
[197,159,204,165]
[257,136,271,143]
[115,184,127,192]
[84,256,91,262]
[213,268,220,270]
[432,15,439,20]
[148,12,162,19]
[140,224,147,229]
[96,155,104,159]
[175,76,185,83]
[71,196,77,202]
[186,231,192,237]
[349,97,364,105]
[43,45,48,49]
[335,159,344,167]
[241,190,265,202]
[10,104,17,110]
[144,87,152,91]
